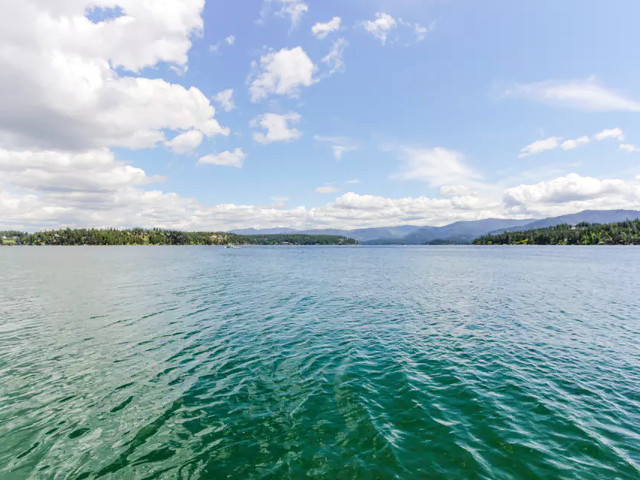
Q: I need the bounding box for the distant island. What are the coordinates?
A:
[473,220,640,245]
[0,229,358,246]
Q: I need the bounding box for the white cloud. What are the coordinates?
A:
[251,113,302,144]
[322,38,347,76]
[620,144,639,153]
[393,147,482,186]
[3,153,639,231]
[312,17,341,39]
[522,128,627,156]
[261,0,308,28]
[315,185,339,194]
[314,135,357,160]
[519,137,562,158]
[0,185,499,231]
[212,89,235,112]
[0,147,494,229]
[165,130,204,154]
[504,173,640,217]
[0,0,228,151]
[505,78,640,112]
[9,0,205,73]
[439,185,473,197]
[327,192,498,224]
[0,148,159,194]
[412,22,430,42]
[198,149,247,168]
[362,13,430,45]
[594,127,625,142]
[277,0,308,27]
[363,13,397,45]
[2,4,638,232]
[209,35,236,53]
[561,136,590,151]
[249,47,316,102]
[169,65,189,76]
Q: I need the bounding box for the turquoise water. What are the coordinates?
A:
[1,246,639,479]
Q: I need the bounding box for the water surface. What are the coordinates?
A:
[1,246,639,479]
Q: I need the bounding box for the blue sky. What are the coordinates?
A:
[1,0,640,230]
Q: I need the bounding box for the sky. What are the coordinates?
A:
[1,0,640,231]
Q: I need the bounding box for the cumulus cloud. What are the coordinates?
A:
[212,89,235,112]
[393,147,482,187]
[620,144,639,153]
[261,0,308,28]
[519,137,562,158]
[249,47,316,101]
[504,78,640,112]
[312,17,341,39]
[362,13,398,45]
[503,173,640,216]
[561,136,590,151]
[439,185,473,197]
[0,148,175,230]
[198,149,247,168]
[0,146,503,231]
[0,147,499,230]
[0,148,159,193]
[315,185,339,194]
[594,127,625,142]
[251,113,302,144]
[165,130,204,154]
[322,38,348,76]
[0,187,497,232]
[0,0,228,151]
[209,35,236,53]
[521,128,628,157]
[362,13,431,45]
[3,153,640,231]
[3,1,639,233]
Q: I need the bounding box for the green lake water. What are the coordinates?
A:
[0,246,639,479]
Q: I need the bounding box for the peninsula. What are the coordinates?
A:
[473,220,640,245]
[0,229,358,246]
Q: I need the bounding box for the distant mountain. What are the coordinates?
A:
[493,210,640,234]
[231,226,422,242]
[231,227,301,235]
[232,221,529,245]
[230,210,640,245]
[347,225,422,242]
[368,218,534,245]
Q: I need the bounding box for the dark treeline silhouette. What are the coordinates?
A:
[473,220,640,245]
[0,228,357,246]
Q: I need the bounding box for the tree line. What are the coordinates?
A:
[473,220,640,245]
[0,228,358,246]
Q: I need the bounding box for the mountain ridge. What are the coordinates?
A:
[232,209,640,244]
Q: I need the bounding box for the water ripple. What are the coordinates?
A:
[1,246,639,479]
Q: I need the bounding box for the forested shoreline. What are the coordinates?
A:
[0,229,358,246]
[473,220,640,245]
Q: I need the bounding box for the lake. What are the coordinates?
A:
[1,246,639,479]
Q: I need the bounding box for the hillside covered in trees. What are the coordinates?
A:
[0,229,357,246]
[473,220,640,245]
